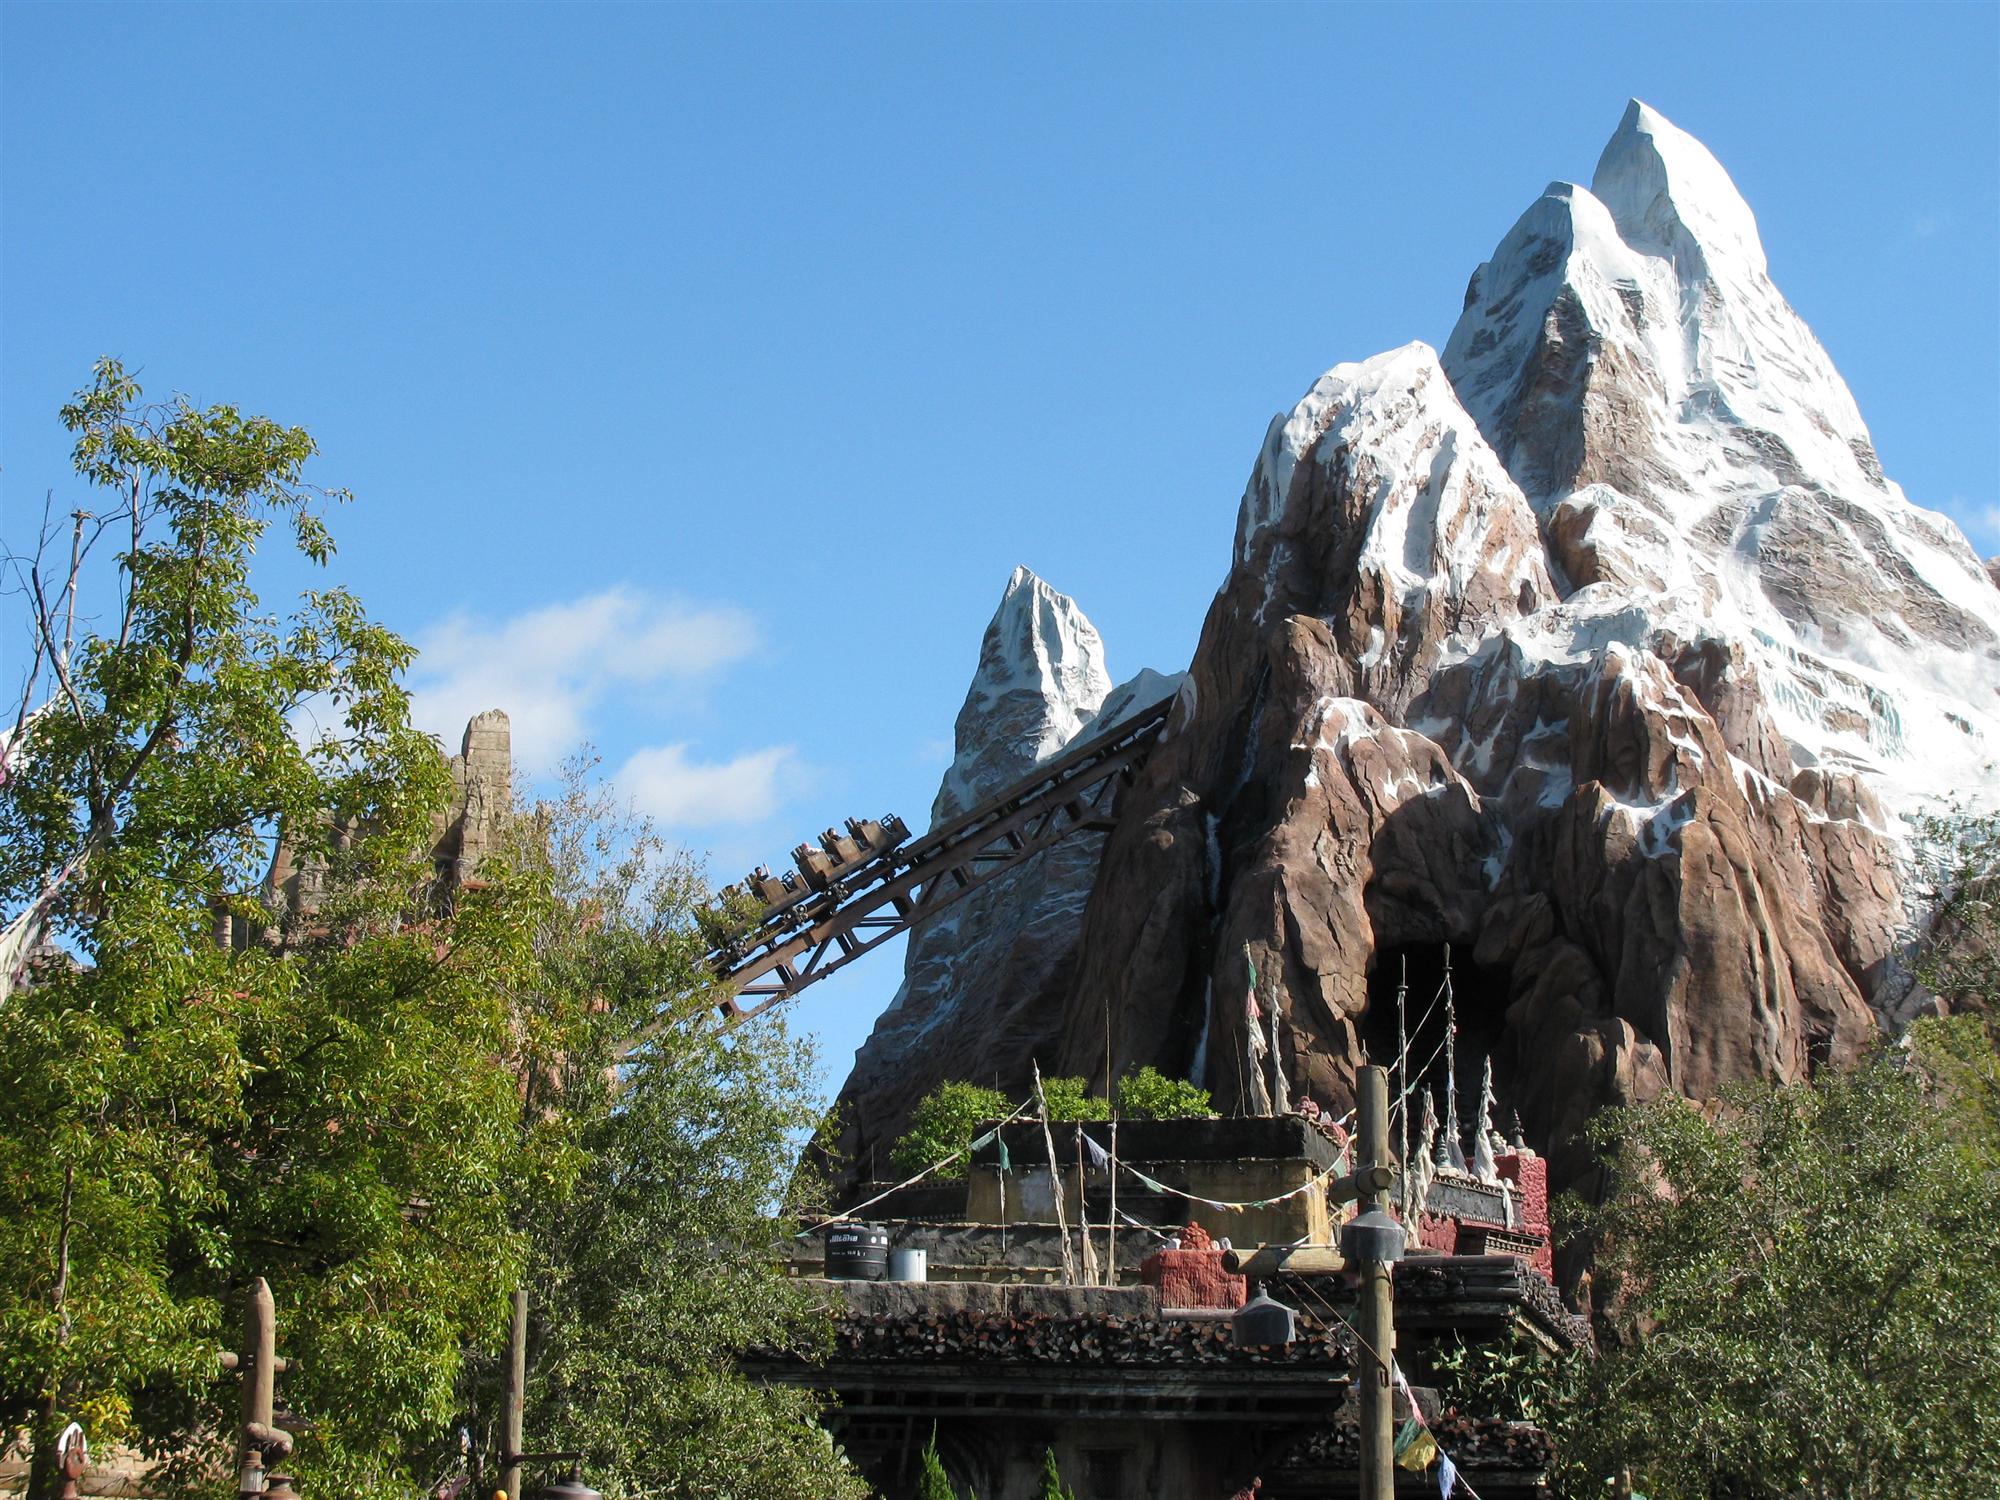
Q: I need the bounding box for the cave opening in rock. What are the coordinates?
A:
[1362,942,1516,1150]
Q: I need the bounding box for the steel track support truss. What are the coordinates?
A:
[694,696,1172,1029]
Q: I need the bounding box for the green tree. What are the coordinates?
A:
[0,360,509,1497]
[892,1081,1011,1180]
[466,766,867,1499]
[0,363,867,1499]
[1040,1080,1120,1128]
[1547,1016,2000,1500]
[1035,1445,1079,1500]
[1115,1065,1215,1120]
[1037,1075,1108,1123]
[914,1428,965,1500]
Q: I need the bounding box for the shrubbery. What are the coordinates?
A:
[890,1081,1010,1179]
[1038,1074,1110,1122]
[891,1074,1117,1178]
[1115,1064,1215,1120]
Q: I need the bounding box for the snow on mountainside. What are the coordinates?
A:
[1230,341,1555,718]
[1440,100,2000,816]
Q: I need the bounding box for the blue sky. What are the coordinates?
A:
[4,2,1995,1099]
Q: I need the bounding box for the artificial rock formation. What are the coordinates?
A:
[261,710,514,929]
[435,709,514,886]
[837,103,2000,1195]
[833,568,1180,1178]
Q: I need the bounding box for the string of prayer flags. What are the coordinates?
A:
[1389,1361,1487,1500]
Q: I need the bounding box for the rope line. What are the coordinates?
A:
[795,1095,1038,1237]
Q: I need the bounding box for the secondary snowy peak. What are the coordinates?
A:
[1440,99,2000,811]
[935,566,1115,822]
[831,567,1179,1191]
[1238,343,1497,563]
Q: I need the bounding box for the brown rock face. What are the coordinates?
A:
[1047,346,1886,1194]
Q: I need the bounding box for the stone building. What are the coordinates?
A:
[753,1114,1582,1499]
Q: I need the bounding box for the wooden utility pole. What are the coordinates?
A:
[501,1289,528,1500]
[220,1278,297,1499]
[1357,1066,1396,1500]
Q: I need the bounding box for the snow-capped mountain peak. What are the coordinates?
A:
[1591,98,1768,275]
[1441,100,2000,814]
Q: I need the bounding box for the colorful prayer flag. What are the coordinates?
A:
[1438,1452,1459,1497]
[1394,1419,1437,1471]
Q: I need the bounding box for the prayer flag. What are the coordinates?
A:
[1395,1421,1438,1472]
[1080,1133,1110,1170]
[969,1128,1010,1172]
[1438,1452,1459,1497]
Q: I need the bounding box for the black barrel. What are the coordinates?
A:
[824,1223,889,1281]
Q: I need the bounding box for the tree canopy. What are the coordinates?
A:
[1539,1015,2000,1500]
[1115,1065,1214,1121]
[0,363,860,1499]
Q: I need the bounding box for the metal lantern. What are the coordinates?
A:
[1231,1289,1298,1348]
[1339,1206,1407,1264]
[538,1466,604,1500]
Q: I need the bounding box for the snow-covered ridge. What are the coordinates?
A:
[1229,342,1554,706]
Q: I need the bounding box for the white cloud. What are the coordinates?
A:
[1978,505,2000,547]
[409,587,758,770]
[617,742,796,827]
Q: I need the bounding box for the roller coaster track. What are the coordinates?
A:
[689,694,1175,1029]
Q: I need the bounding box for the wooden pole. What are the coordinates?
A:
[501,1289,527,1500]
[1357,1066,1395,1500]
[1032,1062,1077,1284]
[1076,1129,1098,1285]
[1106,1118,1118,1285]
[237,1280,277,1499]
[1395,955,1408,1211]
[1221,1245,1350,1278]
